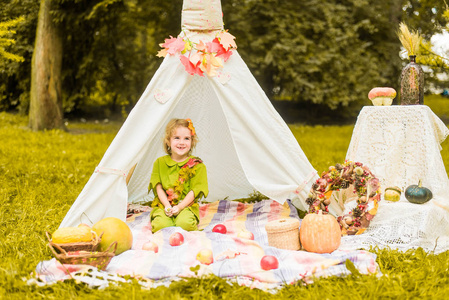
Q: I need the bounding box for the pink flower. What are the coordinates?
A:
[317,178,327,187]
[368,178,380,191]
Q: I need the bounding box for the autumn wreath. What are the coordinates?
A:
[305,161,381,235]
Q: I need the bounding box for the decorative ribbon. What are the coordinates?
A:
[95,167,126,177]
[294,171,318,195]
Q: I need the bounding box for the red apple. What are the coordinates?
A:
[142,241,159,253]
[212,224,227,234]
[237,229,254,240]
[260,255,279,270]
[169,232,184,246]
[196,249,214,265]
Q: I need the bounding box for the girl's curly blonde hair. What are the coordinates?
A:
[163,118,198,155]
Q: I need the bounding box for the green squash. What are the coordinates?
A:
[405,180,433,204]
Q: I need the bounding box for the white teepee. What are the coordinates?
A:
[60,0,318,228]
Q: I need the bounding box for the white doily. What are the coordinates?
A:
[340,105,449,254]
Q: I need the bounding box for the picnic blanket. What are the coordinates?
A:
[32,200,379,290]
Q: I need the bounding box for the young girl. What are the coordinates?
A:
[149,118,208,233]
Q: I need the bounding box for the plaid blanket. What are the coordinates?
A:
[33,200,379,290]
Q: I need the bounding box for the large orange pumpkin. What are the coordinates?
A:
[299,211,341,253]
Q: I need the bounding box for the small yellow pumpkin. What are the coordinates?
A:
[300,211,341,253]
[384,186,402,202]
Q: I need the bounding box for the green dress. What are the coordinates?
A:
[148,155,208,221]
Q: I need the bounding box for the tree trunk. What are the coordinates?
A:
[29,0,64,131]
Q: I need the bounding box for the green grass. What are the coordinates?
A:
[290,124,354,173]
[1,97,449,299]
[425,94,449,123]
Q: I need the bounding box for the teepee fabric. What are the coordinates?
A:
[60,0,318,228]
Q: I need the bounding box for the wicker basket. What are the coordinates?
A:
[265,218,300,250]
[46,231,102,253]
[49,241,117,271]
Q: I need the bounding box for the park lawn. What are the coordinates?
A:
[425,94,449,123]
[1,96,449,299]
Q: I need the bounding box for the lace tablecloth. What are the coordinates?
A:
[340,105,449,253]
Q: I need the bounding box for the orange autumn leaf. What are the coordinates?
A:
[156,48,168,58]
[196,40,207,52]
[217,31,237,50]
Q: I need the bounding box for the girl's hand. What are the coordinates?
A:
[164,205,173,217]
[170,205,180,216]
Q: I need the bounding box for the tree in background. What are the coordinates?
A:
[53,0,182,118]
[29,0,64,130]
[0,16,25,63]
[403,0,448,38]
[222,0,447,121]
[2,0,182,126]
[0,0,448,125]
[223,0,405,106]
[0,0,39,113]
[403,0,449,92]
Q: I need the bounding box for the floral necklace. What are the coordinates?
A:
[166,157,203,205]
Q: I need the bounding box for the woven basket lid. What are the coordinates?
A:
[265,218,300,233]
[181,0,224,32]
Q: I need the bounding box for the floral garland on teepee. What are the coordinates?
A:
[157,30,237,77]
[305,161,381,235]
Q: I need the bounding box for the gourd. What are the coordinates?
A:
[92,217,133,255]
[368,87,397,106]
[299,211,341,253]
[405,180,433,204]
[384,186,402,202]
[52,226,94,244]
